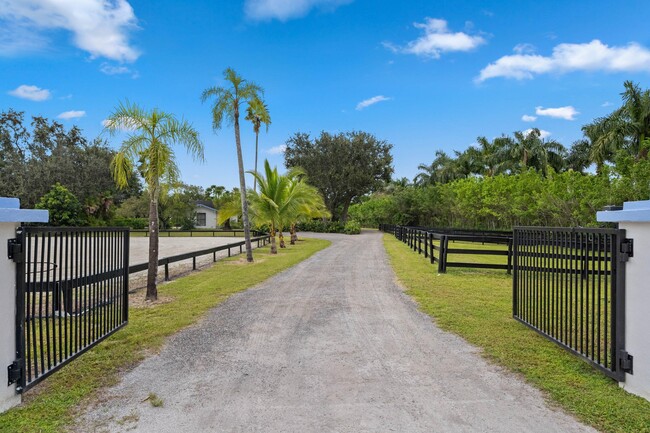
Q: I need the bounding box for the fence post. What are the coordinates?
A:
[597,201,650,401]
[0,198,48,413]
[507,238,513,275]
[438,235,448,273]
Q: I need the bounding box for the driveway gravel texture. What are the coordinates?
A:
[76,231,596,433]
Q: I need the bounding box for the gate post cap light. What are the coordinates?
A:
[0,197,49,223]
[597,200,650,223]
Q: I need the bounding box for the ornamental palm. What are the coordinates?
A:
[105,101,204,301]
[202,68,263,263]
[245,96,271,191]
[506,129,566,175]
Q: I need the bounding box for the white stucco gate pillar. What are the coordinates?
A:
[0,198,48,413]
[598,200,650,402]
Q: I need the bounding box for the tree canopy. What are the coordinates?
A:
[284,131,393,221]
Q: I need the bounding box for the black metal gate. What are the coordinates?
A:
[8,227,129,392]
[512,227,633,381]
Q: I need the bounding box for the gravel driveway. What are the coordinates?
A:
[77,231,595,433]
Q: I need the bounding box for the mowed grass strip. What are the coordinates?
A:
[0,238,330,433]
[383,234,650,433]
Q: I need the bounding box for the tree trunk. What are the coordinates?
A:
[290,223,297,245]
[234,107,254,262]
[270,224,277,254]
[146,190,159,301]
[253,131,259,191]
[279,230,285,248]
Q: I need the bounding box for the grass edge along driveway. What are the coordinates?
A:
[0,238,331,433]
[382,233,650,433]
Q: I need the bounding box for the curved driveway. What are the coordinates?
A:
[78,231,595,433]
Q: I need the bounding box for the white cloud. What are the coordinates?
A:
[101,119,112,128]
[385,17,485,58]
[0,0,140,62]
[521,114,537,122]
[356,95,391,111]
[100,63,130,75]
[535,105,579,120]
[524,128,551,140]
[601,101,612,107]
[8,84,51,101]
[267,144,287,155]
[477,40,650,82]
[513,43,536,55]
[245,0,351,21]
[58,110,86,119]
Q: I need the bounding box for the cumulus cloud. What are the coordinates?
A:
[8,84,51,101]
[521,114,537,122]
[356,95,391,111]
[535,105,579,120]
[477,39,650,82]
[524,128,551,140]
[384,17,485,58]
[0,0,140,62]
[58,110,86,119]
[245,0,351,21]
[267,144,287,155]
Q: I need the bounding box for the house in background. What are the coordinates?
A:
[195,200,217,229]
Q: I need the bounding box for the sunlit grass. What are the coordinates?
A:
[0,238,330,433]
[384,234,650,433]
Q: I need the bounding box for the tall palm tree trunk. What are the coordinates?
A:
[234,112,254,262]
[146,190,160,301]
[270,224,277,254]
[253,131,259,191]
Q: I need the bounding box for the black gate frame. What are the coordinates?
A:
[9,226,129,392]
[512,226,633,381]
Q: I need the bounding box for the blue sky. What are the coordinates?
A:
[2,0,650,189]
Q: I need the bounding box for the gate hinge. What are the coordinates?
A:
[7,360,22,386]
[7,238,23,263]
[619,238,633,261]
[618,351,634,374]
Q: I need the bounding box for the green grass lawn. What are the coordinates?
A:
[0,238,330,433]
[383,234,650,433]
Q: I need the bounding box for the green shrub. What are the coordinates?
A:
[344,220,361,235]
[111,217,148,229]
[35,183,83,226]
[296,220,345,233]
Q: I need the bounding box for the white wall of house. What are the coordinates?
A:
[195,204,217,229]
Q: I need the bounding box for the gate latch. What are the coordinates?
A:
[7,238,23,263]
[619,351,634,374]
[620,238,633,261]
[7,360,22,386]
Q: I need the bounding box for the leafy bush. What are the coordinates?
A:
[35,183,83,226]
[297,220,345,233]
[111,217,148,229]
[344,220,361,235]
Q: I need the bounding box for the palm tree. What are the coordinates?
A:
[202,68,263,263]
[105,101,204,301]
[245,96,271,191]
[476,135,511,176]
[505,129,566,174]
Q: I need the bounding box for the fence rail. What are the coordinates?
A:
[128,234,271,281]
[130,229,264,237]
[512,226,632,381]
[380,224,513,273]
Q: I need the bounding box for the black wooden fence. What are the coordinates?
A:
[512,227,633,381]
[379,224,513,273]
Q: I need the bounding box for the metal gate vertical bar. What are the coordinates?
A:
[513,226,629,381]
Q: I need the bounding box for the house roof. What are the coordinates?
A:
[195,200,216,210]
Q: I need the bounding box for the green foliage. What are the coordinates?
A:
[343,220,361,235]
[284,131,393,221]
[36,183,83,226]
[297,220,345,233]
[354,169,640,229]
[0,110,141,222]
[111,217,147,229]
